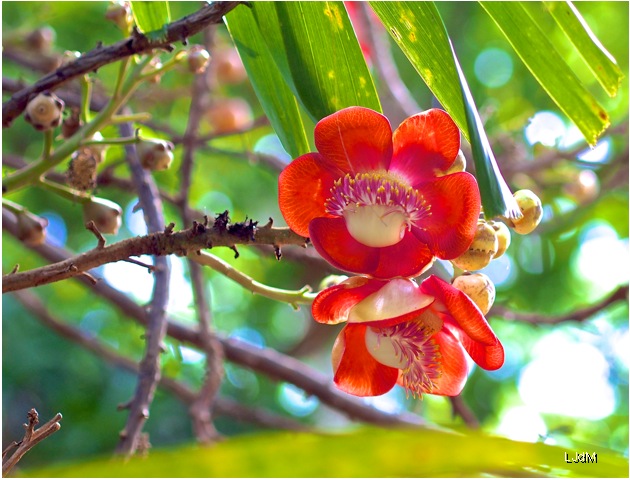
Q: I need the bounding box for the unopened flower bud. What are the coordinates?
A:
[206,98,253,134]
[511,189,543,235]
[105,1,133,32]
[24,92,64,131]
[26,26,56,52]
[213,48,247,85]
[436,149,466,176]
[451,221,498,271]
[68,147,99,191]
[145,57,163,84]
[61,50,81,67]
[452,273,496,315]
[83,197,122,235]
[17,211,49,246]
[563,169,599,204]
[187,45,211,74]
[488,221,511,259]
[137,139,174,171]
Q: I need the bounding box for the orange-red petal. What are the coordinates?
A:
[314,106,393,175]
[390,109,461,185]
[424,329,468,396]
[309,217,434,278]
[411,172,481,259]
[332,324,398,397]
[312,277,387,325]
[421,275,504,370]
[278,153,336,237]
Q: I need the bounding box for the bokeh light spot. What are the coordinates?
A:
[525,111,566,147]
[518,332,616,420]
[474,47,514,88]
[277,383,319,417]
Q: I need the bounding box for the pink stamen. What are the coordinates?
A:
[325,173,431,230]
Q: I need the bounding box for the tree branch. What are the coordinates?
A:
[489,285,628,324]
[2,409,62,476]
[2,209,308,293]
[114,120,170,456]
[3,225,432,429]
[10,289,308,434]
[2,2,243,127]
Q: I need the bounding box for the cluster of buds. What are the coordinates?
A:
[24,92,64,131]
[449,187,543,314]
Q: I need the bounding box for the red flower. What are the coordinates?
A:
[312,275,504,397]
[278,107,481,279]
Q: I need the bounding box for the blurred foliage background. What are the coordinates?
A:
[2,1,628,476]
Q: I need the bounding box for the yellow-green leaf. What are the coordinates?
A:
[542,1,623,98]
[130,1,170,39]
[480,1,610,146]
[256,2,382,122]
[25,428,629,477]
[225,7,310,158]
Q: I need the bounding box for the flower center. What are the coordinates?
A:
[365,311,443,396]
[325,172,430,248]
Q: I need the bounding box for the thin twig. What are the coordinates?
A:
[449,396,479,429]
[1,209,309,293]
[489,285,628,324]
[2,409,62,476]
[179,27,225,443]
[114,120,170,457]
[3,228,432,428]
[2,2,243,127]
[10,289,308,433]
[85,220,106,248]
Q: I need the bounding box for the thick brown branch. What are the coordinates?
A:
[4,228,431,428]
[2,2,242,127]
[2,209,308,293]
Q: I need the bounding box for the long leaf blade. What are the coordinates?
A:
[542,1,623,98]
[368,1,468,136]
[225,7,311,158]
[130,1,170,39]
[271,2,382,121]
[479,1,610,146]
[369,1,519,219]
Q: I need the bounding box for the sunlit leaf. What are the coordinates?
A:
[370,1,519,219]
[254,2,382,122]
[541,1,623,98]
[369,2,468,134]
[225,7,311,158]
[479,1,610,146]
[25,428,629,477]
[130,1,170,39]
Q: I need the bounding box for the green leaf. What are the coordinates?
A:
[130,1,171,39]
[479,1,610,146]
[225,7,311,158]
[368,1,468,136]
[370,2,518,219]
[542,1,623,98]
[451,42,521,220]
[255,2,382,122]
[25,428,629,477]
